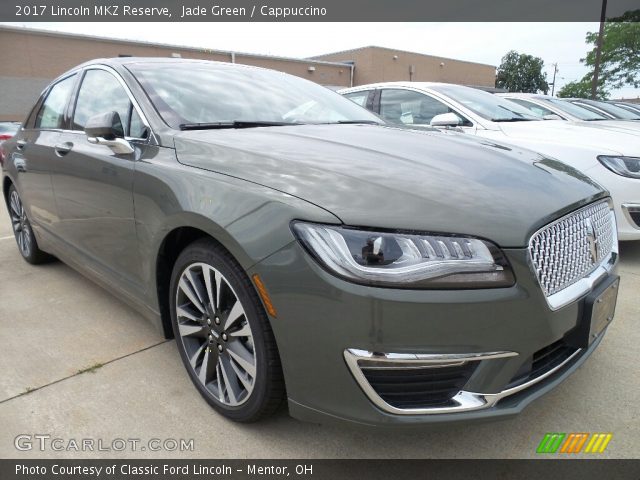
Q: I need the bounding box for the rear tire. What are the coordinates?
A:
[7,185,52,264]
[169,238,285,422]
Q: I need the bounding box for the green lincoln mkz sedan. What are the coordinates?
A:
[1,58,619,425]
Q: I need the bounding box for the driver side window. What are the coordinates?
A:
[379,89,471,126]
[73,69,145,138]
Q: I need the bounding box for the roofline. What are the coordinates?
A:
[309,45,496,69]
[0,24,352,68]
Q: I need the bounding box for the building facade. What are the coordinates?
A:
[312,46,496,88]
[0,27,496,121]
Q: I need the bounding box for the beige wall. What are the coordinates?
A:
[0,28,350,120]
[315,47,496,87]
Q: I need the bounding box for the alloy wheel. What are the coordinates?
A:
[175,262,257,406]
[9,190,32,258]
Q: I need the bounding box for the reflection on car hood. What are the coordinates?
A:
[174,124,605,246]
[495,120,640,155]
[573,119,640,135]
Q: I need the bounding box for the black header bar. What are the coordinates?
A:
[2,0,639,22]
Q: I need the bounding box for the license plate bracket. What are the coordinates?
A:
[566,275,619,349]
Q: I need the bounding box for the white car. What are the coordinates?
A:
[340,82,640,240]
[496,93,640,135]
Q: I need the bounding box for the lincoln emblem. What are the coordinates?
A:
[585,217,599,264]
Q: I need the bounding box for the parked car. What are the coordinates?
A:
[2,59,620,426]
[0,121,21,166]
[0,121,21,143]
[566,98,640,121]
[607,100,640,116]
[341,82,640,240]
[496,93,640,137]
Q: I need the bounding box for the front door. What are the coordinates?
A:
[49,68,149,289]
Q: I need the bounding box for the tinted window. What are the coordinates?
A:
[73,70,133,134]
[35,74,77,129]
[343,91,370,108]
[128,108,147,139]
[540,98,606,121]
[429,84,539,122]
[380,89,469,126]
[129,62,381,128]
[574,101,640,120]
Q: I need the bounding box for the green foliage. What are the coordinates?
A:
[496,50,549,94]
[557,78,607,99]
[572,10,640,97]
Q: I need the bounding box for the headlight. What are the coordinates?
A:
[598,156,640,179]
[292,222,515,289]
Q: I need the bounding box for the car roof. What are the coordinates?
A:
[341,81,468,92]
[497,93,551,100]
[72,57,273,73]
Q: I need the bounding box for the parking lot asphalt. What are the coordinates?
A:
[0,203,638,459]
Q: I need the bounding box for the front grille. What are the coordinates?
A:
[629,210,640,228]
[361,363,477,409]
[507,339,579,388]
[529,201,614,297]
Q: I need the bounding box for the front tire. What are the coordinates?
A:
[169,238,285,422]
[7,185,51,264]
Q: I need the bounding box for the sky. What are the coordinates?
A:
[4,22,639,100]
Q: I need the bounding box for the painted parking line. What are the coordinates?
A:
[0,235,15,240]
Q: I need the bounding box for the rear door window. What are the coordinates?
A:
[35,74,77,129]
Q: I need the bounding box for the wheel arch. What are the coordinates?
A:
[2,175,14,208]
[153,214,258,340]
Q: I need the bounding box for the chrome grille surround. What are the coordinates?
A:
[529,200,618,310]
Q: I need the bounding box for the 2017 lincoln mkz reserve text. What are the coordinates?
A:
[1,59,619,425]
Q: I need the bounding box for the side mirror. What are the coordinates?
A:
[430,112,462,127]
[542,114,563,121]
[85,111,134,154]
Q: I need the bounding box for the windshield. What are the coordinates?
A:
[578,100,640,120]
[429,84,540,122]
[540,98,607,121]
[128,62,381,129]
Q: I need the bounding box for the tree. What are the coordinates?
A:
[557,78,607,99]
[583,10,640,92]
[496,50,549,94]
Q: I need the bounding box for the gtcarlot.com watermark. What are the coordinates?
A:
[15,435,195,453]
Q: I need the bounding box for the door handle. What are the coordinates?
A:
[16,140,26,150]
[54,142,73,156]
[14,159,27,172]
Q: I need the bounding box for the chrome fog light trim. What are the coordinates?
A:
[344,347,582,415]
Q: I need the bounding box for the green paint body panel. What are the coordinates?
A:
[1,58,616,426]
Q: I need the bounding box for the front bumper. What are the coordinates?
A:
[249,241,616,426]
[584,165,640,241]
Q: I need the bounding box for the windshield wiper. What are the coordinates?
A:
[179,121,301,130]
[329,120,381,125]
[491,118,535,122]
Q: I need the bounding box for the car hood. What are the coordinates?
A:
[574,119,640,135]
[174,124,605,247]
[494,120,640,156]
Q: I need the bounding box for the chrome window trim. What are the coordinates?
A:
[621,204,640,230]
[344,346,582,415]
